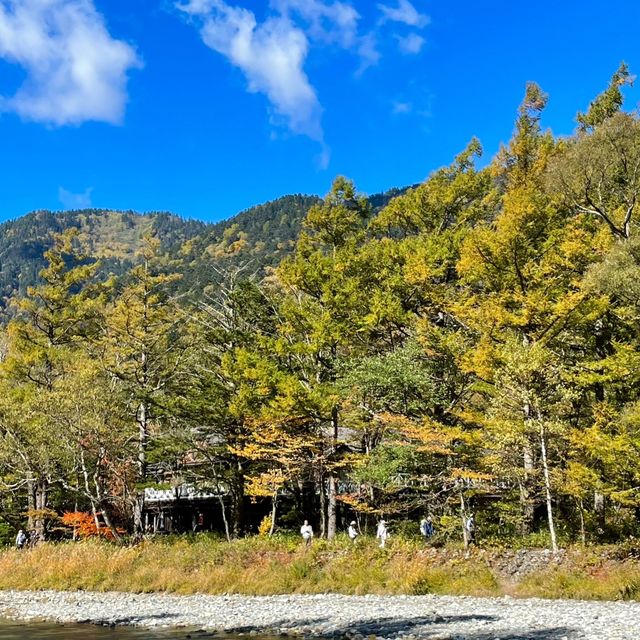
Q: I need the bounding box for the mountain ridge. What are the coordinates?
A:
[0,186,408,311]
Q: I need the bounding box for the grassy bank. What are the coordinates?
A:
[0,535,639,601]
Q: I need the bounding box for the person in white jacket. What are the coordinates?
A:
[300,520,314,547]
[15,529,27,549]
[376,519,389,548]
[347,521,359,544]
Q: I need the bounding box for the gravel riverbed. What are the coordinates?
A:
[0,590,638,640]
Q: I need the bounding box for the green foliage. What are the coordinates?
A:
[577,62,633,131]
[0,521,14,547]
[0,190,407,319]
[0,210,205,317]
[4,67,640,555]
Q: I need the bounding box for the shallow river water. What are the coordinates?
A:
[0,620,278,639]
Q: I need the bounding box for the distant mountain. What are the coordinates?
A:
[0,186,409,313]
[177,194,320,293]
[178,187,409,290]
[0,209,207,310]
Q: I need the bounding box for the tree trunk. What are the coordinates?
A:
[26,476,36,531]
[134,399,148,534]
[100,503,122,542]
[210,462,231,541]
[137,400,148,480]
[269,493,278,537]
[319,472,327,538]
[90,501,101,531]
[327,406,339,540]
[594,491,606,534]
[229,459,245,538]
[593,316,610,539]
[218,495,231,542]
[327,475,337,539]
[521,398,535,535]
[80,451,102,533]
[520,444,535,534]
[91,454,121,543]
[538,419,558,553]
[460,489,468,548]
[578,499,586,545]
[34,479,47,540]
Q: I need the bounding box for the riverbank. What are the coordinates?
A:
[1,589,640,639]
[1,537,640,601]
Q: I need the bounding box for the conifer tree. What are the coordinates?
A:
[0,229,101,536]
[276,176,371,538]
[98,236,185,531]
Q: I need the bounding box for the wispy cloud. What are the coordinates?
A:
[177,0,429,163]
[377,0,429,28]
[59,186,93,209]
[0,0,142,126]
[177,0,325,143]
[397,32,424,54]
[356,32,381,76]
[270,0,359,47]
[392,101,412,114]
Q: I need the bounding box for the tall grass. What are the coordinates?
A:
[515,565,640,601]
[0,535,638,601]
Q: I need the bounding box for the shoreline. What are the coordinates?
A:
[0,590,639,639]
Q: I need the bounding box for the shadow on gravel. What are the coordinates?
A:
[92,613,182,626]
[222,617,329,634]
[329,614,498,637]
[221,615,578,640]
[460,630,577,640]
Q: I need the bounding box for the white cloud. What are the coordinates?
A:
[177,0,429,159]
[378,0,429,28]
[59,186,93,209]
[392,101,412,114]
[177,0,324,142]
[316,144,331,170]
[0,0,142,126]
[270,0,360,47]
[355,32,381,76]
[397,32,424,54]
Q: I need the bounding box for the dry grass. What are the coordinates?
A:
[0,536,637,601]
[515,563,640,601]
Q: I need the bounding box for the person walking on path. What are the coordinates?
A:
[348,521,359,544]
[15,529,27,550]
[376,519,389,548]
[300,520,314,547]
[420,516,434,541]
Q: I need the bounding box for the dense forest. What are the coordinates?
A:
[0,209,207,314]
[1,65,640,551]
[0,190,405,316]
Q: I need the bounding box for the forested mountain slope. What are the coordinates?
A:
[0,188,407,311]
[0,209,206,308]
[178,188,408,291]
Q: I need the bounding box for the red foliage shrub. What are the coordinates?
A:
[61,511,119,540]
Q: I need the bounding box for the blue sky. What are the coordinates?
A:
[1,0,639,224]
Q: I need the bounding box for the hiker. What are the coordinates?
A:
[465,514,476,545]
[347,521,359,544]
[300,519,314,547]
[420,516,434,540]
[15,529,27,550]
[376,519,389,548]
[28,529,40,548]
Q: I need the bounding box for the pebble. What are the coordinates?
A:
[0,590,638,639]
